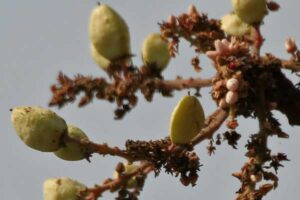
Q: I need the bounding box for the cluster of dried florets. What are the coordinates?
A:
[10,1,300,200]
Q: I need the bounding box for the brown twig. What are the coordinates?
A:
[155,77,212,90]
[191,108,228,146]
[65,136,132,161]
[280,59,300,72]
[50,72,213,119]
[84,161,154,200]
[160,9,225,55]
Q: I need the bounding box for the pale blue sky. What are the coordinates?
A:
[1,0,299,199]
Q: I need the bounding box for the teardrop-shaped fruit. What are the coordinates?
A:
[11,106,67,152]
[90,43,110,70]
[113,163,138,189]
[43,177,86,200]
[221,13,251,36]
[54,125,89,161]
[169,96,205,144]
[231,0,266,24]
[89,4,131,60]
[141,33,170,71]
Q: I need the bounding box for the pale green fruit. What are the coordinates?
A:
[11,106,67,152]
[89,4,131,60]
[169,96,205,144]
[90,43,110,70]
[141,33,170,71]
[221,13,251,36]
[113,163,138,189]
[232,0,266,24]
[43,177,86,200]
[54,125,89,161]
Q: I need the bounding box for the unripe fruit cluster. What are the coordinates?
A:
[54,125,89,161]
[141,33,171,71]
[11,106,89,161]
[231,0,266,25]
[43,177,86,200]
[169,95,205,144]
[11,106,67,152]
[89,4,131,70]
[221,0,266,37]
[221,13,251,36]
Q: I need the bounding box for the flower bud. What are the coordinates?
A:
[226,78,239,91]
[113,163,139,189]
[170,95,205,144]
[89,4,131,60]
[43,177,86,200]
[187,4,199,17]
[206,50,219,61]
[142,33,171,71]
[54,125,89,161]
[250,173,263,183]
[11,106,67,152]
[167,15,177,26]
[225,91,239,105]
[285,37,297,54]
[231,0,267,24]
[267,1,280,11]
[221,13,251,36]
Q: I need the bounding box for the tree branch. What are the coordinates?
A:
[84,161,154,200]
[155,77,212,90]
[191,108,229,146]
[280,59,300,72]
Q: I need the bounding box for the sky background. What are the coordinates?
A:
[1,0,300,199]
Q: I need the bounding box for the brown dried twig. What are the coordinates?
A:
[160,6,225,56]
[84,161,154,200]
[49,72,213,119]
[191,108,229,146]
[280,58,300,72]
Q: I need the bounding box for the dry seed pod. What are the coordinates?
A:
[169,96,205,144]
[231,0,267,24]
[221,13,251,36]
[142,33,171,71]
[113,163,138,189]
[54,125,89,161]
[11,106,67,152]
[43,177,86,200]
[89,4,131,60]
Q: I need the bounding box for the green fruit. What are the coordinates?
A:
[11,106,67,152]
[89,4,131,60]
[232,0,266,24]
[169,96,205,144]
[43,177,86,200]
[113,163,138,189]
[142,33,170,71]
[54,125,89,161]
[90,43,110,70]
[221,13,251,36]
